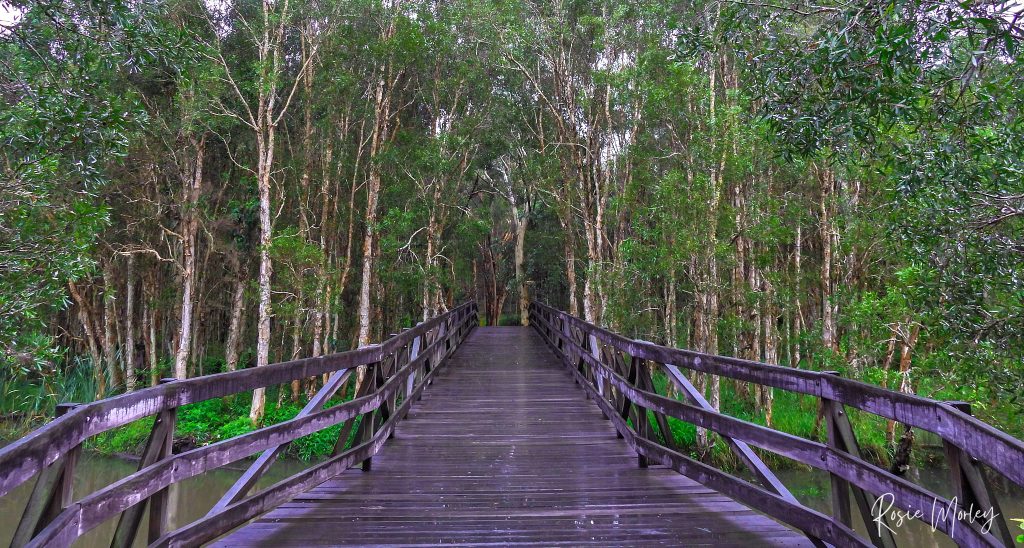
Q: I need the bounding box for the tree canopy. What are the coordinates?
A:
[2,0,1022,455]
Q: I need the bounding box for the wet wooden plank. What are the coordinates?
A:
[216,327,811,547]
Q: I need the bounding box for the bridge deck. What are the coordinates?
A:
[217,327,810,546]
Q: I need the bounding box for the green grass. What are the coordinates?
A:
[88,384,366,462]
[69,370,1024,470]
[498,313,524,326]
[4,357,1021,474]
[646,371,905,471]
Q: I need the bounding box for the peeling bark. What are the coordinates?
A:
[174,134,206,381]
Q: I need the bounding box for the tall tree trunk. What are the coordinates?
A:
[818,164,838,354]
[560,209,578,316]
[792,224,803,367]
[312,136,333,359]
[102,260,125,390]
[251,114,278,422]
[69,280,104,397]
[731,175,750,403]
[514,207,529,326]
[142,273,159,386]
[124,255,137,391]
[144,296,159,387]
[356,31,396,393]
[423,204,440,321]
[581,199,600,325]
[174,135,205,380]
[664,267,676,346]
[696,46,724,457]
[290,298,303,401]
[760,278,777,426]
[355,86,386,391]
[224,260,246,372]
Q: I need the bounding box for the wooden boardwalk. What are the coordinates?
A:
[7,303,1021,547]
[216,327,809,546]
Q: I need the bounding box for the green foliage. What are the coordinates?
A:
[91,417,156,455]
[0,0,163,373]
[177,398,234,446]
[217,417,256,441]
[1011,518,1024,544]
[3,0,1023,487]
[86,389,369,462]
[0,356,98,423]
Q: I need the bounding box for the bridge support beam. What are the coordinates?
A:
[11,403,81,548]
[820,371,895,548]
[110,378,179,548]
[942,401,1015,546]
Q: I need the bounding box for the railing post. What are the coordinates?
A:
[406,329,421,403]
[589,334,604,398]
[146,379,180,544]
[334,365,377,456]
[633,357,677,452]
[359,363,383,472]
[820,371,895,548]
[623,356,649,468]
[820,371,852,528]
[11,403,81,548]
[383,336,400,440]
[942,401,1014,546]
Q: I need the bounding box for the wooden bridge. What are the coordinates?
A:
[2,301,1023,547]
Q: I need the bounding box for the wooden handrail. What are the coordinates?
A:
[529,301,1024,488]
[3,302,478,548]
[0,301,474,499]
[529,301,1022,548]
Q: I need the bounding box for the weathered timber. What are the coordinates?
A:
[207,369,354,517]
[212,327,813,547]
[530,302,1024,490]
[530,301,1016,548]
[10,404,80,548]
[662,364,797,505]
[0,303,475,500]
[6,299,1023,548]
[9,303,477,548]
[533,313,854,546]
[943,401,1015,546]
[820,372,896,548]
[110,378,178,548]
[154,325,466,547]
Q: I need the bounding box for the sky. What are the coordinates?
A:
[0,2,21,28]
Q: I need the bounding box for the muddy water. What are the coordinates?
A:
[777,464,1024,547]
[0,451,308,547]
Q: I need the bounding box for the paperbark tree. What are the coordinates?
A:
[124,255,137,391]
[224,252,247,372]
[173,134,206,380]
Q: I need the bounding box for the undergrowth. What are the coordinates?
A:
[643,367,1023,472]
[3,357,1021,473]
[86,385,362,462]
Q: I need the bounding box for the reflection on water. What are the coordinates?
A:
[777,462,1024,547]
[0,451,309,548]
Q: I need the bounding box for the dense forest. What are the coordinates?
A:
[1,0,1022,460]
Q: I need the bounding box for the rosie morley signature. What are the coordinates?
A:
[871,492,998,537]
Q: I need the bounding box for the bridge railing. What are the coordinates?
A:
[529,301,1023,548]
[0,302,478,548]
